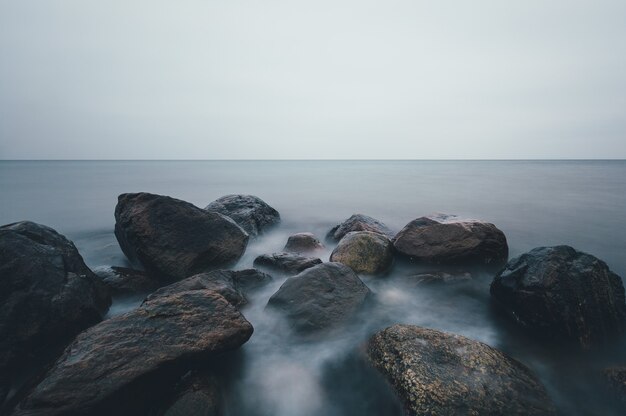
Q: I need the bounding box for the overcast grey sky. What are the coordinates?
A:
[1,1,625,159]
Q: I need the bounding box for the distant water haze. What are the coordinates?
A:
[1,1,626,159]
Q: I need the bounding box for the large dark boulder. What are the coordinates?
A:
[162,372,221,416]
[146,269,272,307]
[13,290,253,416]
[367,325,556,416]
[253,252,322,275]
[114,192,249,280]
[266,262,371,333]
[327,214,394,242]
[94,266,160,296]
[205,195,280,237]
[0,221,111,397]
[330,231,394,275]
[392,214,508,265]
[490,246,626,350]
[283,232,325,255]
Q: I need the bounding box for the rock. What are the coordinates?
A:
[604,366,626,407]
[163,372,221,416]
[14,291,253,416]
[254,252,322,275]
[327,214,394,242]
[330,231,394,275]
[205,194,280,237]
[367,324,556,416]
[283,232,325,254]
[0,221,111,395]
[405,271,472,286]
[266,262,371,333]
[146,269,272,307]
[490,246,626,350]
[94,266,160,295]
[114,192,249,280]
[392,214,508,265]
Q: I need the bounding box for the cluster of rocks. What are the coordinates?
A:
[2,191,626,415]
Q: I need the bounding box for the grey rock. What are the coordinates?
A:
[327,214,394,242]
[330,231,394,275]
[94,266,159,295]
[283,232,325,255]
[254,252,322,275]
[205,194,280,237]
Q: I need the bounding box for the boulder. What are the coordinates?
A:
[327,214,394,242]
[94,266,160,295]
[162,372,221,416]
[0,221,111,395]
[283,232,325,255]
[367,324,556,416]
[266,262,371,333]
[490,246,626,350]
[405,271,472,286]
[604,366,626,407]
[330,231,394,275]
[205,194,280,237]
[254,252,322,275]
[146,269,272,307]
[13,291,253,416]
[114,192,249,280]
[392,214,508,265]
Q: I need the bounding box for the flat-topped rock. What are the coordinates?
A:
[254,252,322,275]
[367,324,556,416]
[205,194,279,237]
[115,192,249,280]
[330,231,394,275]
[327,214,394,242]
[491,245,626,349]
[393,214,508,266]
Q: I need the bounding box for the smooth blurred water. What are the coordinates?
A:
[1,160,626,415]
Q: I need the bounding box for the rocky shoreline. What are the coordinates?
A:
[1,192,625,415]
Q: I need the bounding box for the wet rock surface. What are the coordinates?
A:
[604,366,626,407]
[327,214,394,242]
[283,232,325,254]
[253,252,322,275]
[13,291,253,416]
[0,221,111,396]
[205,194,280,237]
[367,324,556,416]
[94,266,160,295]
[490,245,626,349]
[330,231,394,275]
[162,372,222,416]
[114,192,249,280]
[392,214,508,266]
[267,262,371,333]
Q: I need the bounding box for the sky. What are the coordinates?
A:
[0,0,625,160]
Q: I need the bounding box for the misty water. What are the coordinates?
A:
[2,160,626,415]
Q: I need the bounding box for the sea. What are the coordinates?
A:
[1,160,626,415]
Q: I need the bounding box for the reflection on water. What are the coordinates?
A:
[1,160,626,415]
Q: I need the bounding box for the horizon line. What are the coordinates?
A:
[1,158,626,162]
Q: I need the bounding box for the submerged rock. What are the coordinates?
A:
[14,291,253,416]
[283,232,325,255]
[205,194,280,237]
[404,271,472,286]
[94,266,160,295]
[393,214,508,265]
[266,262,371,333]
[146,269,272,307]
[330,231,394,275]
[367,324,556,416]
[327,214,394,242]
[114,192,249,280]
[490,246,626,349]
[0,221,111,395]
[254,252,322,275]
[163,372,221,416]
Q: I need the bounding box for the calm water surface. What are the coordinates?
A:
[1,160,626,415]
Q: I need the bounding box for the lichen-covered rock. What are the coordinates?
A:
[393,214,508,266]
[0,221,111,396]
[94,266,160,295]
[163,372,221,416]
[266,262,371,333]
[283,232,325,255]
[604,366,626,407]
[330,231,394,275]
[114,192,249,280]
[205,194,280,237]
[327,214,394,242]
[367,325,556,416]
[253,252,322,275]
[146,269,272,307]
[490,246,626,350]
[13,291,253,416]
